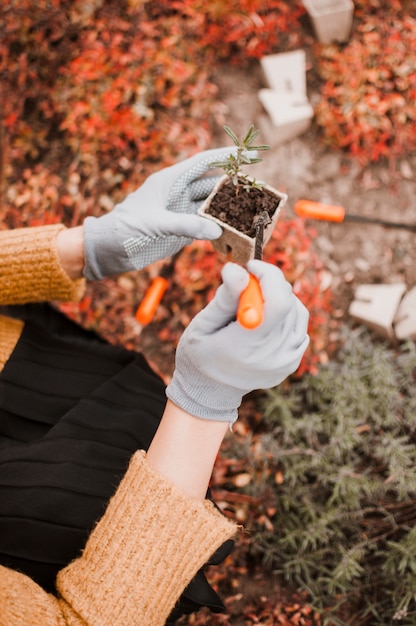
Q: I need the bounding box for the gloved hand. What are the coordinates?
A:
[83,147,236,280]
[166,261,310,424]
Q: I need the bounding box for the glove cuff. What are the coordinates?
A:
[166,366,242,424]
[83,214,128,280]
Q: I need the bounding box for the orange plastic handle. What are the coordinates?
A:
[237,274,264,329]
[295,199,346,223]
[135,276,168,326]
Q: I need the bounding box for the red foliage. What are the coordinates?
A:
[186,0,306,61]
[1,0,304,192]
[1,0,330,377]
[314,0,416,165]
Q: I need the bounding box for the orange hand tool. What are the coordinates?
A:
[237,211,271,330]
[136,211,272,330]
[295,199,416,231]
[237,274,264,329]
[135,253,180,326]
[295,199,345,222]
[135,275,169,326]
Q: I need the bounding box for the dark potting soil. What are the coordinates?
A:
[206,179,280,237]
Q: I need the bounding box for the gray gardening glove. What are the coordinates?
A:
[83,148,235,280]
[166,260,310,424]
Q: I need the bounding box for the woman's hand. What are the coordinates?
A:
[82,148,237,280]
[166,261,310,425]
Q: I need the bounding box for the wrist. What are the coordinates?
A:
[146,400,229,501]
[56,226,85,280]
[166,366,241,424]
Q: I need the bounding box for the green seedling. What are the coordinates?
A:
[213,124,271,192]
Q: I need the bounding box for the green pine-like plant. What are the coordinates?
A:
[212,124,270,191]
[225,327,416,625]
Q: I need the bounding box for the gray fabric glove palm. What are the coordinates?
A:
[83,148,235,280]
[166,260,310,424]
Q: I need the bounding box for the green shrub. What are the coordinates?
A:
[234,328,416,625]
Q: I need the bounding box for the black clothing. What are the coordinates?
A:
[0,304,166,591]
[0,304,232,622]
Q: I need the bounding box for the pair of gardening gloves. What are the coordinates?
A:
[83,148,309,425]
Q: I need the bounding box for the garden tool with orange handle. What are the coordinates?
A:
[236,210,271,330]
[136,212,270,329]
[135,253,181,326]
[295,199,416,232]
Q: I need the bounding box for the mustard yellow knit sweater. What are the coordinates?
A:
[0,225,236,626]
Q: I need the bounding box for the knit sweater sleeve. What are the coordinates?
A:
[0,225,85,305]
[0,451,237,626]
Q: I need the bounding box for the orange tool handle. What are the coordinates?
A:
[237,274,264,329]
[135,276,168,326]
[295,199,346,223]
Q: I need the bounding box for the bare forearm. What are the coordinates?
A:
[146,400,228,501]
[56,226,85,280]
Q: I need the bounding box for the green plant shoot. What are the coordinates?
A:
[212,124,271,191]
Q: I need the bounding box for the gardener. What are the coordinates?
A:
[0,148,309,625]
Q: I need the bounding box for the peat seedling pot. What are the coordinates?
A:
[199,174,287,265]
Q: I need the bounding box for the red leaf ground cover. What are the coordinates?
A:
[314,0,416,165]
[1,0,329,378]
